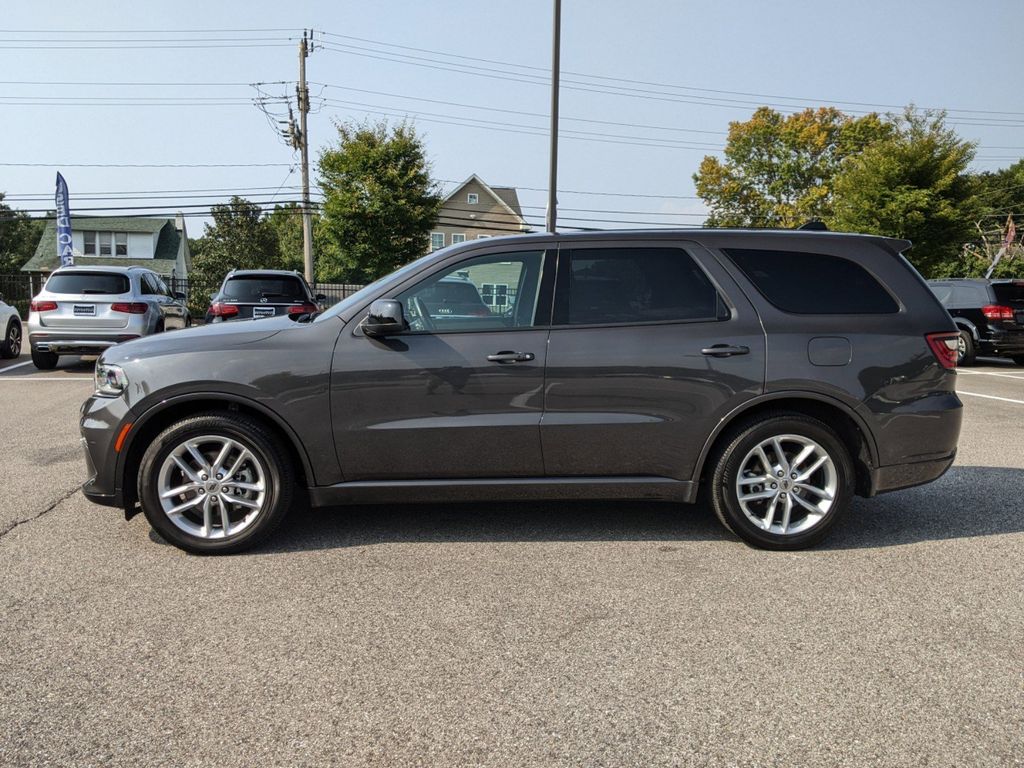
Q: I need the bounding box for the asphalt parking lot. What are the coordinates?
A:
[1,351,1022,767]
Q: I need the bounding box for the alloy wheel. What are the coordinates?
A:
[735,434,838,535]
[8,323,21,356]
[156,435,267,540]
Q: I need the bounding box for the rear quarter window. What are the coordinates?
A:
[723,248,899,314]
[45,272,130,295]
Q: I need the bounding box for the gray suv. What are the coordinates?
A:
[80,230,962,554]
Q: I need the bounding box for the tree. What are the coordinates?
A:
[831,109,979,277]
[187,197,283,313]
[0,193,45,273]
[693,107,891,227]
[318,121,442,283]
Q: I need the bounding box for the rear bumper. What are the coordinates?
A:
[978,330,1024,356]
[869,450,956,495]
[31,332,139,354]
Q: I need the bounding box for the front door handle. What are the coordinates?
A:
[487,351,535,364]
[701,344,750,358]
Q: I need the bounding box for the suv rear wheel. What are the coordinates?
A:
[138,412,293,554]
[708,413,854,550]
[956,330,976,366]
[31,348,58,369]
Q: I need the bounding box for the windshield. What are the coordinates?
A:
[46,272,130,295]
[315,250,438,322]
[222,276,308,303]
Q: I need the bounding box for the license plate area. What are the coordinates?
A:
[73,304,96,317]
[252,306,276,319]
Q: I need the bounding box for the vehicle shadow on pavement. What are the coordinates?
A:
[236,465,1022,554]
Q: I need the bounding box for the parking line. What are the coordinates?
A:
[0,376,92,382]
[958,370,1024,381]
[0,360,34,374]
[959,390,1024,405]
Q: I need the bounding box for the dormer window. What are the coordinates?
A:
[82,231,129,257]
[467,193,479,204]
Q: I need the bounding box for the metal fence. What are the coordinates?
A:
[0,273,40,318]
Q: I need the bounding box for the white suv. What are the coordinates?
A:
[0,293,22,359]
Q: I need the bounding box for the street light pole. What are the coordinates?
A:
[546,0,561,233]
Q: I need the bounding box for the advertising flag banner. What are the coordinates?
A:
[55,172,74,267]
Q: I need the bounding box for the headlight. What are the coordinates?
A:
[94,362,129,397]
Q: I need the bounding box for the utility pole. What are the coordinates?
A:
[298,30,314,283]
[546,0,561,233]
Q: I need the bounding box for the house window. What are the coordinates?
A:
[115,232,128,256]
[480,283,510,308]
[83,231,97,255]
[430,232,445,251]
[99,232,112,256]
[451,234,466,244]
[83,231,130,257]
[467,193,479,204]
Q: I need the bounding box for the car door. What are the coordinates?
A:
[139,273,167,328]
[330,247,554,481]
[541,240,765,481]
[154,274,185,329]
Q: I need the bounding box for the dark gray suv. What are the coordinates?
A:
[80,230,962,554]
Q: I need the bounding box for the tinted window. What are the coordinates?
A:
[140,274,158,295]
[222,276,308,303]
[46,272,130,295]
[397,250,545,332]
[562,248,720,325]
[724,248,898,314]
[992,282,1024,306]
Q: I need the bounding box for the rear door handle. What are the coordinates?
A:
[487,351,535,364]
[701,344,750,358]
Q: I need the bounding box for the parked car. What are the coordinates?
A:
[81,230,962,554]
[0,293,22,359]
[205,269,324,323]
[927,278,1024,365]
[27,266,190,370]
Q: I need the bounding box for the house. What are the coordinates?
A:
[22,214,192,279]
[430,174,530,252]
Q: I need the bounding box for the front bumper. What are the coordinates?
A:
[80,393,133,509]
[32,332,139,355]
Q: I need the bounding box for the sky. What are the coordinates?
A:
[1,0,1022,236]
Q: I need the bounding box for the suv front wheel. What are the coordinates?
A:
[708,413,854,550]
[138,412,293,554]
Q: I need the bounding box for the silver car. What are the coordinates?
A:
[27,266,190,370]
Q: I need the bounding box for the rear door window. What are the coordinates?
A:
[723,248,899,314]
[223,276,308,303]
[556,247,723,325]
[46,272,130,295]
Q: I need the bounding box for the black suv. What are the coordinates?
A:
[81,230,962,554]
[927,278,1024,365]
[205,269,325,323]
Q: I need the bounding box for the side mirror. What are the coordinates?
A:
[363,299,407,337]
[315,293,327,301]
[174,291,187,301]
[209,292,218,301]
[0,292,5,302]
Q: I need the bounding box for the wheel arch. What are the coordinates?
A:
[953,317,980,342]
[693,393,879,498]
[118,393,314,507]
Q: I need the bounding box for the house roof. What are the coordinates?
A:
[443,174,527,225]
[22,216,183,274]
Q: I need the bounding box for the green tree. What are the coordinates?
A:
[0,193,45,273]
[188,197,283,314]
[694,107,891,227]
[831,109,979,277]
[318,121,442,283]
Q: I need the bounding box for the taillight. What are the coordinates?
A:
[111,302,148,314]
[286,302,318,316]
[30,300,57,312]
[208,302,239,318]
[925,332,959,369]
[981,304,1014,321]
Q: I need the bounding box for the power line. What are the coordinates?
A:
[0,162,293,168]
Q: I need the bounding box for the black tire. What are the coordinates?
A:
[1013,356,1024,367]
[31,347,59,370]
[0,318,21,359]
[957,329,976,367]
[708,412,855,550]
[137,411,294,554]
[185,316,193,328]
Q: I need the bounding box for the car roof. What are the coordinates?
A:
[50,265,149,275]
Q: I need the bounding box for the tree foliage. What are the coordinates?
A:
[317,121,442,283]
[0,193,45,273]
[694,107,891,227]
[831,110,979,277]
